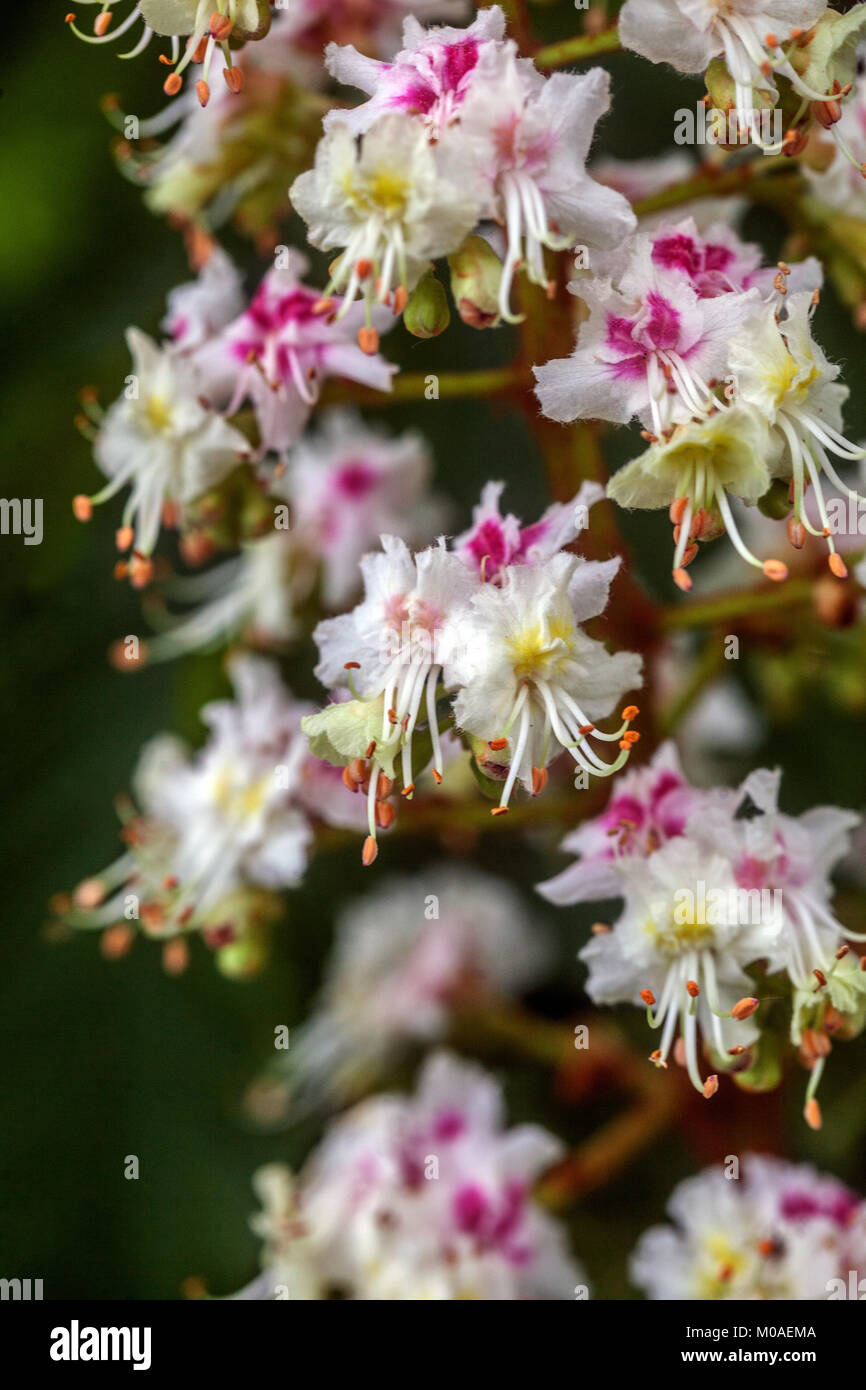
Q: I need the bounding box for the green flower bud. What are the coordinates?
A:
[448,235,503,330]
[731,1029,782,1093]
[788,6,866,102]
[216,936,268,979]
[758,478,793,520]
[403,271,451,339]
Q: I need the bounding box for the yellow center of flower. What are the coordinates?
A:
[506,616,575,681]
[697,1233,748,1297]
[144,395,173,433]
[648,901,715,955]
[213,767,269,821]
[345,166,410,220]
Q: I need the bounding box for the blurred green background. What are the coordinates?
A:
[2,5,866,1299]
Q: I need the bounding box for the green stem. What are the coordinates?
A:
[658,578,813,631]
[633,158,798,219]
[319,364,532,408]
[534,27,622,71]
[657,638,725,737]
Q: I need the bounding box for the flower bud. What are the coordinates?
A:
[757,478,793,521]
[403,271,451,339]
[229,0,271,42]
[215,934,268,979]
[448,235,503,330]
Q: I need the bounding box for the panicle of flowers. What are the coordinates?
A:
[536,213,866,588]
[290,5,635,331]
[124,407,443,665]
[252,867,549,1117]
[73,247,398,581]
[72,323,251,587]
[631,1154,866,1300]
[538,744,863,1117]
[103,12,327,244]
[66,1,273,103]
[618,2,866,159]
[233,1051,583,1300]
[302,484,642,864]
[54,655,351,974]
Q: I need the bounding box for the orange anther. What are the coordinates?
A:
[804,1097,822,1130]
[163,73,183,96]
[375,801,395,829]
[362,835,378,867]
[763,559,788,582]
[531,766,548,797]
[828,552,848,579]
[72,494,93,522]
[94,11,113,36]
[358,327,380,355]
[669,495,688,526]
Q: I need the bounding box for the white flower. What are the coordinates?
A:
[708,765,861,991]
[448,553,643,813]
[162,245,244,350]
[729,290,865,577]
[196,250,396,457]
[606,405,786,589]
[279,409,444,608]
[538,740,700,906]
[457,54,636,320]
[77,328,248,582]
[631,1153,866,1299]
[619,1,832,151]
[137,531,301,664]
[235,1051,583,1300]
[324,4,512,138]
[285,867,549,1105]
[150,653,315,909]
[581,834,781,1095]
[453,479,604,584]
[63,655,320,957]
[138,409,443,664]
[308,535,478,860]
[291,113,484,321]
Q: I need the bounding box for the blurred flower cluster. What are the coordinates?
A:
[62,0,866,1300]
